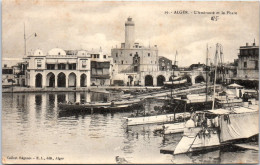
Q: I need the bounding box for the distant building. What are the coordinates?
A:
[2,64,15,87]
[159,56,172,71]
[231,42,259,88]
[111,17,173,86]
[189,63,206,71]
[221,61,237,84]
[23,48,91,88]
[2,62,28,87]
[89,47,112,86]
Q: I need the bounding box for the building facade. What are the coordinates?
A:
[111,17,173,86]
[24,48,91,88]
[2,65,15,87]
[159,56,173,71]
[89,48,112,86]
[232,42,259,88]
[237,42,259,79]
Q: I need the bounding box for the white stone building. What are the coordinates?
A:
[24,48,91,88]
[111,17,173,86]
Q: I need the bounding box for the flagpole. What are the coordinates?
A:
[24,23,37,57]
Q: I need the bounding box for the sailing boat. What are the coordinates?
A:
[160,45,212,135]
[125,51,190,126]
[173,43,259,154]
[164,51,188,88]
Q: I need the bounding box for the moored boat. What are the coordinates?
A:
[125,112,191,126]
[162,122,185,134]
[58,98,143,111]
[173,104,259,155]
[164,77,188,88]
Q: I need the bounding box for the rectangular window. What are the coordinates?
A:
[2,69,13,74]
[97,54,99,58]
[47,64,55,70]
[69,63,76,70]
[94,54,96,58]
[244,62,247,68]
[37,60,42,68]
[58,63,66,70]
[121,60,124,64]
[114,60,116,63]
[116,53,118,57]
[148,53,150,57]
[134,66,138,72]
[103,55,106,59]
[82,60,86,68]
[130,53,132,56]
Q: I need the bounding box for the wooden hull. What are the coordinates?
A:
[174,105,259,155]
[125,112,191,126]
[174,129,220,155]
[163,122,185,134]
[58,99,142,111]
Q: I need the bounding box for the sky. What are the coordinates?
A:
[2,0,259,66]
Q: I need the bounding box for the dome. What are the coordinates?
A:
[185,119,195,128]
[47,48,66,56]
[33,49,44,56]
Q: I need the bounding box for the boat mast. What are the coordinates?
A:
[220,46,225,84]
[173,50,178,122]
[212,43,219,110]
[174,50,178,66]
[171,51,177,100]
[206,44,209,103]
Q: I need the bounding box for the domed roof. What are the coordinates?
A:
[185,119,195,128]
[33,49,44,56]
[47,48,66,56]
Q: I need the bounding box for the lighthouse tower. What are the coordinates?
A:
[125,17,135,49]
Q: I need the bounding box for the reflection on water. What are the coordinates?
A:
[2,92,258,164]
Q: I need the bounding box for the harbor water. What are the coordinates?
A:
[2,92,258,164]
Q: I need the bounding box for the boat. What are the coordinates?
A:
[160,93,247,135]
[173,104,259,154]
[173,44,259,155]
[159,45,233,135]
[125,112,191,126]
[58,98,143,111]
[164,77,188,88]
[58,104,133,117]
[173,94,213,113]
[162,122,185,134]
[215,95,243,108]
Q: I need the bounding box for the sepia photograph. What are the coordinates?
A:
[2,0,259,164]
